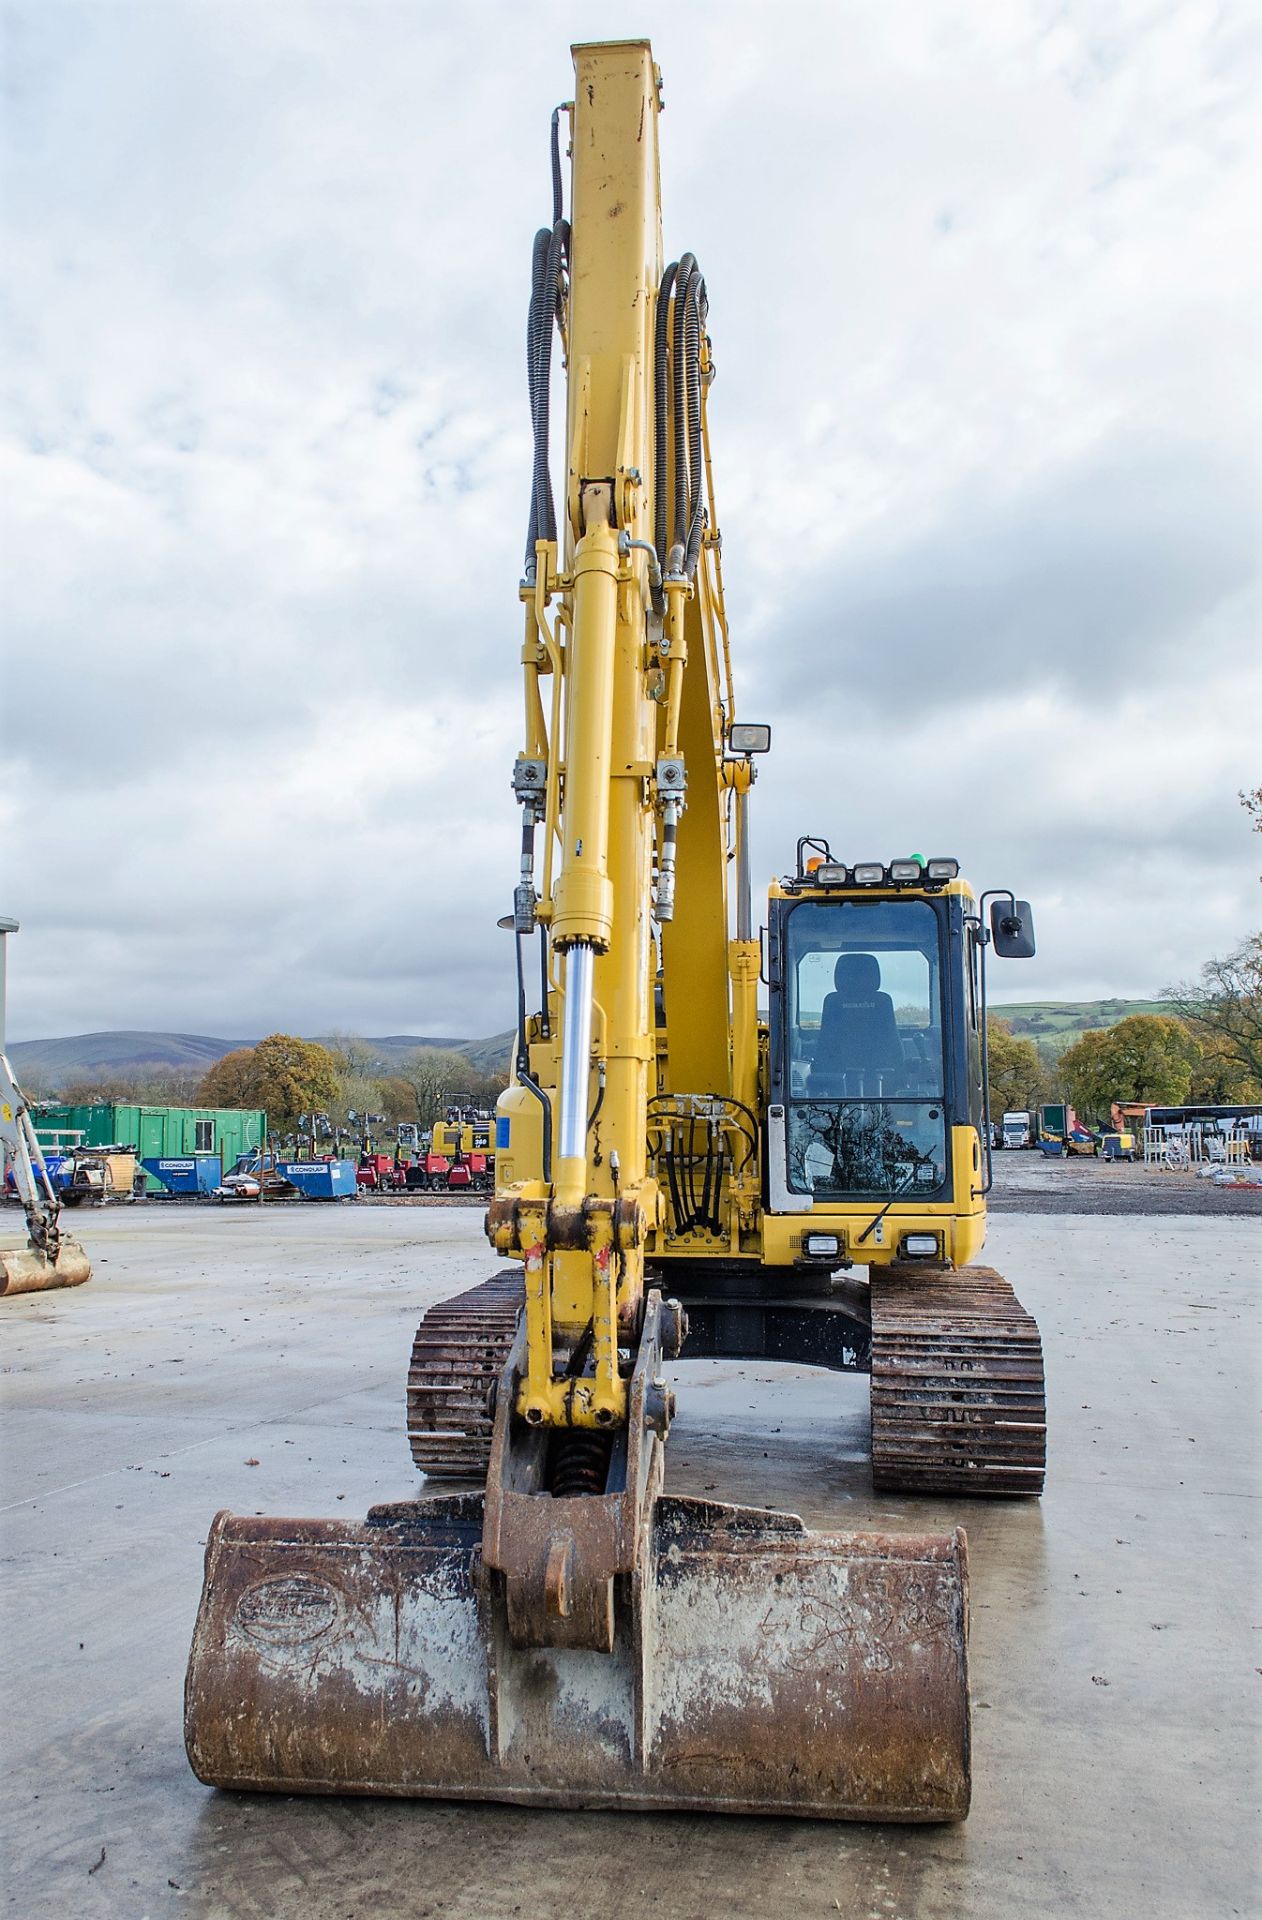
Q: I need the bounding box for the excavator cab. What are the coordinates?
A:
[763,853,1034,1271]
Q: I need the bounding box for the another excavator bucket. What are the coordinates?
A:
[185,1494,970,1821]
[0,1236,92,1295]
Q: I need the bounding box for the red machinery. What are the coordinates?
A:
[355,1153,406,1192]
[403,1149,493,1193]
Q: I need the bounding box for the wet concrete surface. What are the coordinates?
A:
[1,1203,1258,1919]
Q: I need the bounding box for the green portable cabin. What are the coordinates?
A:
[33,1104,267,1194]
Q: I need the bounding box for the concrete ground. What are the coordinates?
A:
[1,1203,1258,1920]
[987,1145,1262,1216]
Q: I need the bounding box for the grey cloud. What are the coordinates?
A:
[4,3,1259,1041]
[749,434,1257,719]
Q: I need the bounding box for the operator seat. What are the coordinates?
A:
[810,952,903,1095]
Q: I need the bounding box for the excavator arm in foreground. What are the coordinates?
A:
[185,40,972,1821]
[0,919,91,1296]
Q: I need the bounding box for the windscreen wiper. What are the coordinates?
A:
[855,1159,925,1247]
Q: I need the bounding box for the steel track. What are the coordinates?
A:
[869,1264,1046,1495]
[406,1271,523,1478]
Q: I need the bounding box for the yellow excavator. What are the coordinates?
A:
[186,40,1044,1821]
[0,917,92,1295]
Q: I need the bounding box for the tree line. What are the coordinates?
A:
[32,933,1261,1136]
[989,932,1262,1124]
[196,1035,509,1134]
[27,777,1262,1144]
[35,1035,509,1137]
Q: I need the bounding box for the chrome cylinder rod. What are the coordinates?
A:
[735,787,752,942]
[557,942,595,1165]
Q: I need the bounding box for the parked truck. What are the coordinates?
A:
[1001,1110,1035,1150]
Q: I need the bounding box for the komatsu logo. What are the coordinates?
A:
[235,1575,338,1648]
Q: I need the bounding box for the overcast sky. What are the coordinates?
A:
[2,0,1258,1043]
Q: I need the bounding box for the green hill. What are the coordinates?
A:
[13,1006,1168,1091]
[990,999,1169,1052]
[9,1028,515,1091]
[7,1030,241,1085]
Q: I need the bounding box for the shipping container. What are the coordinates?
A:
[32,1104,266,1195]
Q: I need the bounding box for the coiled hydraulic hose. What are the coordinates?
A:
[652,259,679,578]
[524,109,570,577]
[654,254,709,583]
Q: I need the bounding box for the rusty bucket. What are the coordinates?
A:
[185,1493,969,1821]
[0,1237,92,1295]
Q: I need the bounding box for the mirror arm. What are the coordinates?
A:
[968,911,994,1198]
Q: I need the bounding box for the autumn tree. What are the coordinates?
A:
[196,1048,259,1109]
[191,1036,502,1134]
[985,1017,1044,1117]
[1058,1015,1201,1122]
[248,1034,340,1130]
[377,1074,421,1123]
[195,1036,340,1130]
[1164,933,1262,1096]
[1188,1028,1262,1104]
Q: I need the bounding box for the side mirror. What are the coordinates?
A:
[990,898,1036,959]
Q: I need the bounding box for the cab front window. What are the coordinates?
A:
[783,898,949,1199]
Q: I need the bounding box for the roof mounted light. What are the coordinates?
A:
[926,858,959,882]
[727,722,772,755]
[852,863,886,885]
[888,859,923,883]
[814,862,849,885]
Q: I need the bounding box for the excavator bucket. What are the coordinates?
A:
[0,1235,92,1295]
[185,1494,969,1821]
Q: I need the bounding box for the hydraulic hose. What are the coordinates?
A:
[656,254,709,582]
[524,228,552,567]
[549,104,564,226]
[669,254,697,571]
[684,269,708,574]
[653,260,679,577]
[515,930,553,1181]
[523,109,571,576]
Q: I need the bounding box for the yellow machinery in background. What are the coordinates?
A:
[0,918,91,1295]
[187,41,1044,1821]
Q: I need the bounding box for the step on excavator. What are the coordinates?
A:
[0,918,92,1295]
[186,40,1045,1822]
